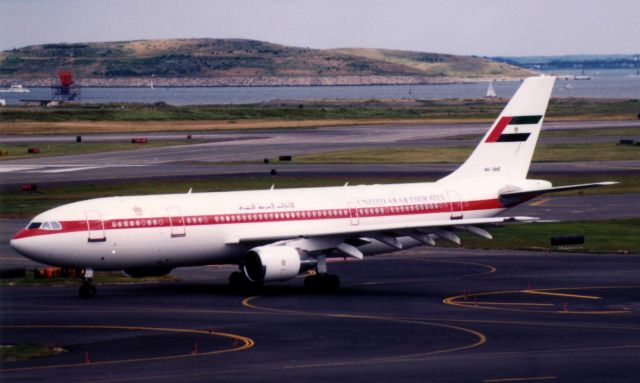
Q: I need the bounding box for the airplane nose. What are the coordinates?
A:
[10,230,32,256]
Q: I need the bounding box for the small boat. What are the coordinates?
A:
[0,84,30,93]
[563,84,573,89]
[485,82,497,98]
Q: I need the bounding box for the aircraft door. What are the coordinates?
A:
[85,211,106,242]
[167,206,186,237]
[348,201,359,226]
[446,190,463,220]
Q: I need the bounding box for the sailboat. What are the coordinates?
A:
[485,82,497,98]
[0,84,30,93]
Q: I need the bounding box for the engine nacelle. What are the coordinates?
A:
[244,245,314,283]
[123,267,173,278]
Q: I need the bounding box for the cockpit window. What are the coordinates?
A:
[34,221,63,231]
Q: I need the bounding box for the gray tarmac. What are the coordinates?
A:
[2,248,640,382]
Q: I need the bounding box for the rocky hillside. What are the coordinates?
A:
[0,39,534,86]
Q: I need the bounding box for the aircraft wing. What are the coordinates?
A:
[227,215,538,256]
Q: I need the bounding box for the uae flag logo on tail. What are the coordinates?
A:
[485,115,542,143]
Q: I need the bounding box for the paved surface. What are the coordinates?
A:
[2,248,640,382]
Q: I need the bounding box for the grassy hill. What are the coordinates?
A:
[0,38,533,82]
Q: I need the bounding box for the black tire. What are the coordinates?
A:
[79,283,97,299]
[228,271,245,289]
[327,274,341,291]
[304,274,318,290]
[304,274,340,292]
[229,271,263,292]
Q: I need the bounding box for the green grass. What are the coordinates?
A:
[0,139,202,160]
[1,344,67,362]
[0,271,178,287]
[458,219,640,254]
[293,142,640,164]
[1,98,638,123]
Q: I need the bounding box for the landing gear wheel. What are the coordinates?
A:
[228,271,263,292]
[79,282,97,299]
[229,271,246,289]
[326,274,340,290]
[304,274,340,292]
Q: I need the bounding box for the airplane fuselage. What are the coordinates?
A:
[11,180,505,270]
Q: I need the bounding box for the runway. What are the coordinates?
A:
[2,248,640,382]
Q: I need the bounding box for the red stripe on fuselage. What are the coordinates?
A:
[12,198,505,240]
[485,116,512,143]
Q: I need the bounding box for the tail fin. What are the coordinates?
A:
[440,76,555,182]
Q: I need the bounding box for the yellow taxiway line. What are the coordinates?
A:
[524,290,601,300]
[484,376,557,382]
[0,324,254,373]
[528,198,551,207]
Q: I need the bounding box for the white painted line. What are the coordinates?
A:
[0,165,43,173]
[37,166,104,173]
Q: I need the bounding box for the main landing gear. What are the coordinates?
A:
[79,268,97,299]
[303,273,340,292]
[228,270,263,291]
[303,255,340,292]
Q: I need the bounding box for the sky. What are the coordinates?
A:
[1,0,639,56]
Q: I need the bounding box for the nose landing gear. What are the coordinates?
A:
[79,268,97,299]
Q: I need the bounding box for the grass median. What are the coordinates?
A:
[0,270,178,287]
[455,218,640,254]
[1,98,638,134]
[293,142,640,164]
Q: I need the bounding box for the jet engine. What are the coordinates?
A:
[243,245,315,283]
[123,267,173,278]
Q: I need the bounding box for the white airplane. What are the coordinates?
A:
[11,76,615,298]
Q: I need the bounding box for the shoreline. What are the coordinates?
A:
[0,75,526,88]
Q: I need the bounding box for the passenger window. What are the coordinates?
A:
[27,222,42,229]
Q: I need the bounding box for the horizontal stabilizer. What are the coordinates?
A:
[500,182,618,206]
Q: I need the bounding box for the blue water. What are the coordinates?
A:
[1,69,638,106]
